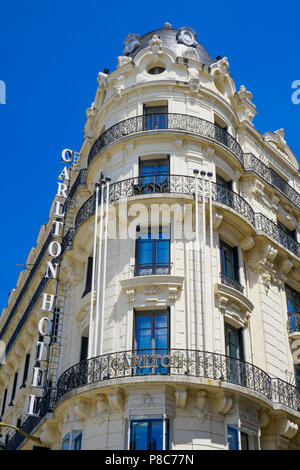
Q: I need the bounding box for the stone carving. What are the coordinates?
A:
[259,410,270,428]
[95,394,109,424]
[117,55,132,68]
[40,423,59,445]
[175,388,188,409]
[149,35,162,59]
[176,27,197,47]
[97,71,108,89]
[123,33,141,56]
[126,288,135,303]
[240,236,255,252]
[279,418,298,440]
[73,399,91,421]
[108,389,123,411]
[112,76,124,101]
[212,211,223,229]
[144,287,161,296]
[194,390,207,422]
[169,286,180,301]
[213,392,232,415]
[142,393,153,407]
[211,57,230,81]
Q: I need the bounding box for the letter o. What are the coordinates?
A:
[61,148,73,162]
[38,317,53,336]
[48,241,62,258]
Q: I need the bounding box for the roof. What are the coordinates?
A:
[123,23,215,66]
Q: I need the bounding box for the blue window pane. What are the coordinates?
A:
[72,431,82,450]
[61,433,70,450]
[156,240,169,263]
[136,315,152,330]
[150,421,164,450]
[138,241,153,264]
[227,425,239,450]
[131,421,148,450]
[136,329,152,351]
[155,315,167,329]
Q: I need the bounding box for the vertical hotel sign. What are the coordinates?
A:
[27,149,74,416]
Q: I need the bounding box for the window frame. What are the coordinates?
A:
[135,226,171,276]
[129,417,169,450]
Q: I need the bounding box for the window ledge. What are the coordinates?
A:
[120,275,185,305]
[214,282,254,329]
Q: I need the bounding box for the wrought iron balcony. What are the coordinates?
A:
[87,113,244,166]
[287,312,300,334]
[244,153,300,210]
[220,272,244,293]
[55,348,300,412]
[255,213,300,257]
[133,263,171,276]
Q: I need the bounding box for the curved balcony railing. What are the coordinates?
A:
[287,312,300,334]
[244,153,300,210]
[88,114,244,166]
[74,175,299,257]
[56,349,300,412]
[75,175,255,232]
[220,273,244,293]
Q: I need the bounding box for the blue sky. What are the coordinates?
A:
[0,0,300,310]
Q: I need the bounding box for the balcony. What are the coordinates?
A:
[287,312,300,341]
[55,349,300,413]
[220,273,244,294]
[87,113,244,166]
[133,263,171,276]
[244,153,300,210]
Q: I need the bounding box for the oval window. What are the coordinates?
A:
[148,66,165,75]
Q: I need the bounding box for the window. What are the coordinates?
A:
[20,354,30,388]
[134,310,169,375]
[130,418,169,450]
[135,227,170,276]
[220,240,242,292]
[82,257,93,297]
[80,336,88,362]
[216,174,232,191]
[143,104,168,130]
[225,324,244,385]
[1,388,7,417]
[277,221,296,241]
[148,66,165,75]
[285,285,300,332]
[61,430,82,450]
[227,425,239,450]
[136,157,170,194]
[295,366,300,388]
[227,425,259,450]
[9,372,18,406]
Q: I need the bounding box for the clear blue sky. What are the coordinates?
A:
[0,0,300,310]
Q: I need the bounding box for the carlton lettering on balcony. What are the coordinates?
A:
[109,352,185,371]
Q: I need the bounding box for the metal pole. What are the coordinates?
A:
[88,182,100,359]
[201,170,207,351]
[99,177,111,356]
[94,179,106,357]
[207,172,214,351]
[193,169,199,351]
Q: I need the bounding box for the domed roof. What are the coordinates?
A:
[123,23,215,66]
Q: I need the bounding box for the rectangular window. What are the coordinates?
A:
[216,174,233,191]
[143,104,168,130]
[61,431,82,450]
[1,388,7,417]
[9,372,18,405]
[227,425,239,450]
[134,310,169,375]
[130,418,169,450]
[135,227,170,276]
[220,240,243,292]
[21,354,30,388]
[80,336,88,362]
[285,285,300,333]
[136,157,170,194]
[225,324,244,385]
[277,221,296,241]
[82,257,93,297]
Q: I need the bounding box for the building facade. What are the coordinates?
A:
[1,23,300,451]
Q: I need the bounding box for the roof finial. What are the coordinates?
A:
[163,22,172,29]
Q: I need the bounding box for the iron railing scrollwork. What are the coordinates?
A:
[244,153,300,210]
[56,349,300,412]
[255,213,300,257]
[133,263,171,276]
[88,114,244,166]
[220,273,244,293]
